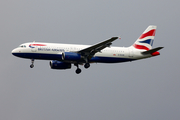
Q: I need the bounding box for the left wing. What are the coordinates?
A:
[77,37,119,60]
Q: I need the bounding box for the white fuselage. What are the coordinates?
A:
[11,26,162,74]
[12,42,151,63]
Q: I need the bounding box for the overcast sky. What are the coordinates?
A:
[1,0,180,120]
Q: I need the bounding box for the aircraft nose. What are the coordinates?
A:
[11,48,18,56]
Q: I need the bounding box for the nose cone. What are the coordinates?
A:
[12,49,15,55]
[11,48,19,56]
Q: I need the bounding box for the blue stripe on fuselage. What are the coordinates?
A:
[12,53,62,60]
[12,53,135,63]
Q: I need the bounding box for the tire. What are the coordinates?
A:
[76,68,81,74]
[30,64,34,68]
[84,63,90,69]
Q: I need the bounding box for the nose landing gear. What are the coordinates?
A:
[30,59,34,68]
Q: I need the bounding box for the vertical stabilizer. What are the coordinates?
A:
[132,25,157,50]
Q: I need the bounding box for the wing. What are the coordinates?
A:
[77,37,119,60]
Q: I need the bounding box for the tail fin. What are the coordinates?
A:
[132,25,157,50]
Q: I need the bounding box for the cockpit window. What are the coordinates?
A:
[18,45,26,48]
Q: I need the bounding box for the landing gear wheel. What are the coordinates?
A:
[84,63,90,69]
[76,68,81,74]
[30,59,34,68]
[30,64,34,68]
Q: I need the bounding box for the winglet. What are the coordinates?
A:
[112,36,121,39]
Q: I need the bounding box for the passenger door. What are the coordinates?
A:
[129,48,134,58]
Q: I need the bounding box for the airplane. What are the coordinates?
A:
[12,25,163,74]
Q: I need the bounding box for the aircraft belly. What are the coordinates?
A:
[13,53,63,60]
[90,56,135,63]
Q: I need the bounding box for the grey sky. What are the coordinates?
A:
[0,0,180,120]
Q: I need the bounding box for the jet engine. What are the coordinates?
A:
[62,52,82,61]
[50,60,71,69]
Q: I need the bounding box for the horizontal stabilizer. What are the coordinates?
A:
[141,47,164,55]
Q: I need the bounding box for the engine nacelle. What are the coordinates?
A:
[50,60,71,69]
[62,52,81,61]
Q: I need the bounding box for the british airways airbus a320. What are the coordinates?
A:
[12,25,163,74]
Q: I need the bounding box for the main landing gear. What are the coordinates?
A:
[74,63,90,74]
[30,59,34,68]
[76,68,81,74]
[74,63,81,74]
[84,63,90,69]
